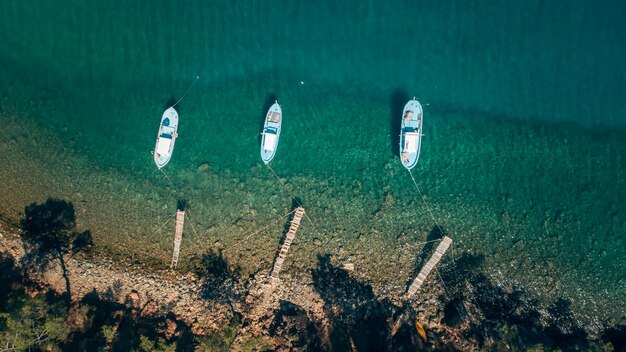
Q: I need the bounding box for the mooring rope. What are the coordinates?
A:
[239,208,299,243]
[408,169,444,236]
[406,168,464,309]
[265,163,319,230]
[265,163,283,185]
[436,264,471,320]
[185,210,201,238]
[171,75,200,108]
[155,212,177,234]
[159,168,177,193]
[434,267,451,299]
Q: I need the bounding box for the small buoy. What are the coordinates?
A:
[415,320,427,342]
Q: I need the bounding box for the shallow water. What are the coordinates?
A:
[1,0,624,326]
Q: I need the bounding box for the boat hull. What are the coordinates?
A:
[154,107,179,169]
[399,99,423,170]
[260,102,282,164]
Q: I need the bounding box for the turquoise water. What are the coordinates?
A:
[1,0,625,326]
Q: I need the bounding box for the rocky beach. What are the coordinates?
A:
[2,218,623,351]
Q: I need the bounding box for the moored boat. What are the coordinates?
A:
[399,98,423,170]
[260,101,282,164]
[153,107,179,169]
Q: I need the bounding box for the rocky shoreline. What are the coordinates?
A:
[1,221,227,334]
[1,219,623,351]
[1,219,457,350]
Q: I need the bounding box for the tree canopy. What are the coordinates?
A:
[19,198,92,299]
[20,198,91,255]
[0,293,71,351]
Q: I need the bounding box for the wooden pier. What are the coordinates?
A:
[270,207,305,279]
[170,210,185,269]
[406,236,453,297]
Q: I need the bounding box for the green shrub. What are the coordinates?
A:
[0,293,71,351]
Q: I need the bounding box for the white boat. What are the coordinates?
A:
[399,98,423,170]
[153,107,179,169]
[260,101,282,164]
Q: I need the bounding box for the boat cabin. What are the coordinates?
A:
[156,134,172,156]
[268,111,281,123]
[263,130,278,151]
[404,132,419,153]
[156,117,175,156]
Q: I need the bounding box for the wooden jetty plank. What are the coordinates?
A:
[406,236,452,297]
[170,210,185,269]
[270,207,305,279]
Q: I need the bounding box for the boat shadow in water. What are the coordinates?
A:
[259,93,279,143]
[389,88,410,157]
[163,97,178,111]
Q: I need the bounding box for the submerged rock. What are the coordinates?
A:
[197,162,210,172]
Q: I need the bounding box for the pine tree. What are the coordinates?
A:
[20,198,93,301]
[0,293,71,351]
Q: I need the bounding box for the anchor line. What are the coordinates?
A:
[264,163,319,230]
[265,163,284,186]
[159,168,177,193]
[435,264,471,320]
[448,242,464,316]
[413,238,446,248]
[239,208,298,243]
[450,241,458,279]
[434,267,451,300]
[185,211,201,237]
[155,212,177,234]
[407,169,462,304]
[408,169,444,236]
[183,176,299,252]
[404,147,462,309]
[418,237,465,320]
[434,266,466,319]
[172,75,200,108]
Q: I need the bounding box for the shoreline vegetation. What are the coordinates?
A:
[1,204,624,351]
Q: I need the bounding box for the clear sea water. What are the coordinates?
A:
[1,0,624,326]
